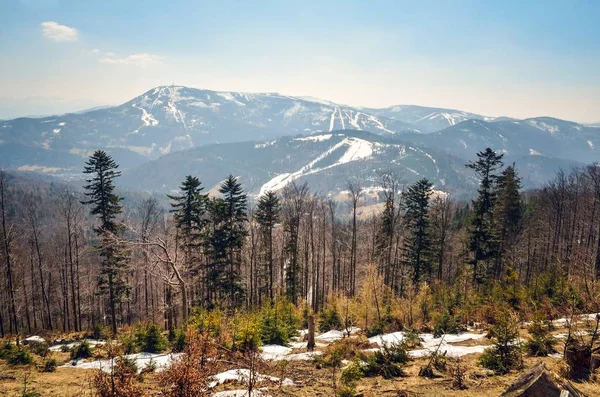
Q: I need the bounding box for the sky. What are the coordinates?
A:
[0,0,599,122]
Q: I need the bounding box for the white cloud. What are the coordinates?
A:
[100,53,163,66]
[105,52,115,56]
[40,21,78,42]
[90,48,100,54]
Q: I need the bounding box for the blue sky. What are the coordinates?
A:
[0,0,599,122]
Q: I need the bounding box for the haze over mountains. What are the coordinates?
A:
[0,85,598,196]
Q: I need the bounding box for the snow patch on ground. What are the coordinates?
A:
[62,352,183,373]
[49,339,106,352]
[209,369,293,389]
[212,390,270,397]
[367,331,488,358]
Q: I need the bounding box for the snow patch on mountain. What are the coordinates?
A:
[259,137,375,195]
[295,134,333,142]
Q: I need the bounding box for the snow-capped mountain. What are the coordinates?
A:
[365,104,512,133]
[404,117,600,164]
[120,130,476,196]
[0,85,417,173]
[0,85,596,195]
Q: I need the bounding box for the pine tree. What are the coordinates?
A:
[254,191,281,303]
[82,150,128,335]
[403,178,433,285]
[466,147,504,283]
[493,165,523,278]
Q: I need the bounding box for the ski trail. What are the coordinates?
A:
[329,109,336,132]
[338,108,345,129]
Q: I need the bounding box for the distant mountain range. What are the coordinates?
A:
[0,85,597,195]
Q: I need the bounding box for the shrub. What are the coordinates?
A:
[525,317,557,357]
[28,341,49,357]
[158,330,216,397]
[259,298,299,345]
[60,345,71,353]
[0,342,17,359]
[433,310,462,337]
[402,326,422,348]
[340,360,364,386]
[40,357,57,372]
[136,323,167,353]
[336,386,357,397]
[119,330,138,354]
[171,329,187,353]
[360,342,410,379]
[70,341,93,360]
[233,313,261,352]
[479,311,522,374]
[93,356,143,397]
[7,348,34,366]
[90,324,109,340]
[319,305,342,332]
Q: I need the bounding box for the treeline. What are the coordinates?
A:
[1,148,600,336]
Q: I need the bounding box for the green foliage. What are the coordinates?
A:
[120,330,138,354]
[402,326,422,348]
[433,310,462,337]
[525,317,557,357]
[0,342,17,359]
[232,313,261,352]
[171,329,187,353]
[360,342,410,379]
[70,341,93,360]
[319,304,342,332]
[90,324,109,340]
[7,348,34,366]
[403,178,434,283]
[336,386,357,397]
[340,360,364,387]
[40,357,57,372]
[479,311,522,374]
[135,323,167,353]
[259,298,299,345]
[27,341,49,357]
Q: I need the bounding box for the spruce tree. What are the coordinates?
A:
[167,175,207,321]
[493,165,523,278]
[254,190,281,303]
[168,176,207,274]
[206,175,248,307]
[466,147,504,283]
[403,178,433,284]
[82,150,128,335]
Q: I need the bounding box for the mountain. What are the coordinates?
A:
[0,86,417,174]
[404,117,600,164]
[120,130,477,196]
[364,104,512,133]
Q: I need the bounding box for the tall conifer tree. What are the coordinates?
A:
[466,147,504,283]
[254,190,281,303]
[403,178,433,284]
[82,150,128,335]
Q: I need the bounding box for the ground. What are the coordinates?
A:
[1,324,599,397]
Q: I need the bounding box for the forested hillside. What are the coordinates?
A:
[1,149,599,396]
